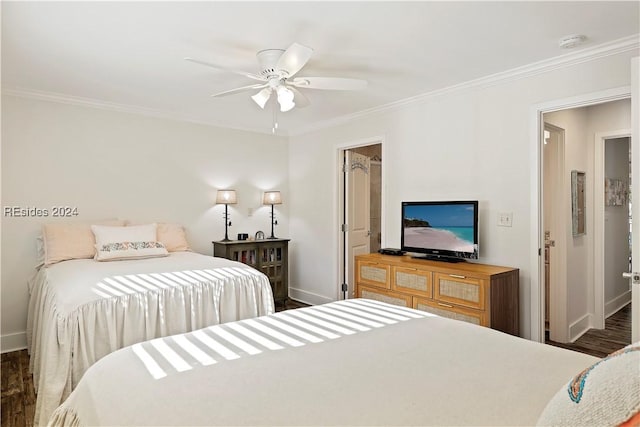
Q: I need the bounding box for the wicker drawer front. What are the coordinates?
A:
[357,262,391,289]
[434,273,486,310]
[413,298,487,326]
[392,267,432,298]
[357,286,411,308]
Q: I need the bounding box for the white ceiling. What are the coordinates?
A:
[2,1,639,135]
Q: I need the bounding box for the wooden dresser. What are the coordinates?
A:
[355,253,519,336]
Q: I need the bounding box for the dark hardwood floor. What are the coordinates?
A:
[276,298,309,312]
[1,349,34,427]
[546,303,632,358]
[0,299,310,427]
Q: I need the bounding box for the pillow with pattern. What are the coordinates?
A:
[537,342,640,427]
[92,223,168,261]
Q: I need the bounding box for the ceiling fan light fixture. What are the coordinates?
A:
[251,88,272,109]
[276,86,295,112]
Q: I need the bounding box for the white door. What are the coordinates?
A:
[629,57,639,342]
[346,151,371,298]
[543,123,568,342]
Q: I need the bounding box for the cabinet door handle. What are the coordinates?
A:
[449,274,466,279]
[437,302,454,308]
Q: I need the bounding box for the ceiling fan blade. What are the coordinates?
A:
[184,57,265,82]
[275,43,313,78]
[288,86,310,108]
[289,77,367,91]
[210,83,269,98]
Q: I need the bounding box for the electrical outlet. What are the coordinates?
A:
[498,212,513,227]
[248,207,254,217]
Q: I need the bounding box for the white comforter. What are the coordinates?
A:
[27,252,274,426]
[48,299,597,426]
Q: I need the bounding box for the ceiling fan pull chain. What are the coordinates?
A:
[272,97,278,134]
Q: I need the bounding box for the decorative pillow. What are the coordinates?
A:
[156,223,191,252]
[92,223,168,261]
[42,219,126,266]
[537,342,640,427]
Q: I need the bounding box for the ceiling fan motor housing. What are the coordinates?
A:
[256,49,286,78]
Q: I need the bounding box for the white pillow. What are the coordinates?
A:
[91,223,168,261]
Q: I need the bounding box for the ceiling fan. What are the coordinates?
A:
[185,42,367,113]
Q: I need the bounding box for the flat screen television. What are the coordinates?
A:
[401,200,479,262]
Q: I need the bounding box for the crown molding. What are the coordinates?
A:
[288,34,640,137]
[0,87,283,137]
[2,34,637,139]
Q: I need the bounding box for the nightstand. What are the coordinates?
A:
[213,239,289,304]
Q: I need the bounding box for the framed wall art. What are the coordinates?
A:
[605,178,627,207]
[571,170,586,236]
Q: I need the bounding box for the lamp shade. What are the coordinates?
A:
[251,88,272,109]
[263,191,282,205]
[216,189,237,204]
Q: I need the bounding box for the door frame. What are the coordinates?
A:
[631,57,639,343]
[529,86,631,343]
[336,135,386,300]
[594,129,632,329]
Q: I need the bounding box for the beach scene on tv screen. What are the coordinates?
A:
[403,204,476,254]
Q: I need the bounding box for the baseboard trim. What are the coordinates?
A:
[288,287,333,306]
[1,332,27,354]
[569,313,592,342]
[605,290,632,318]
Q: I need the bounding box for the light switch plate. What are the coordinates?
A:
[498,212,513,227]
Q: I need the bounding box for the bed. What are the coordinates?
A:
[27,250,274,426]
[47,299,639,426]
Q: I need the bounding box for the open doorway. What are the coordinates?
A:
[539,98,632,353]
[338,142,382,299]
[602,136,632,316]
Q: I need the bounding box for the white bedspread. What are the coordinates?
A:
[27,252,274,426]
[48,299,597,426]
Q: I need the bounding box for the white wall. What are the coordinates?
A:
[604,137,631,315]
[288,51,636,338]
[1,95,288,351]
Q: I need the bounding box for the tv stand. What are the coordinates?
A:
[411,254,465,263]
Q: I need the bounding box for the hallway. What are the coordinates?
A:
[546,304,631,357]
